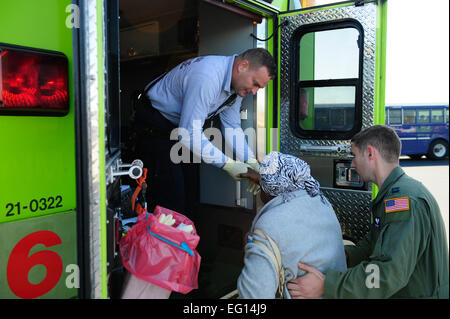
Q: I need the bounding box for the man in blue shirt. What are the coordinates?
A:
[135,48,276,218]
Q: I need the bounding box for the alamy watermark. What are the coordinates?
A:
[65,4,80,29]
[65,264,80,289]
[168,121,258,164]
[167,123,280,172]
[365,264,380,289]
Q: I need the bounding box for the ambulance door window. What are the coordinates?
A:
[291,21,363,139]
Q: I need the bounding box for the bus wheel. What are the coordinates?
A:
[427,140,448,160]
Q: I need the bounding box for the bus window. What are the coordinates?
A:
[302,86,356,131]
[417,109,430,124]
[431,109,444,123]
[291,20,363,139]
[446,109,449,124]
[389,109,402,125]
[403,109,416,124]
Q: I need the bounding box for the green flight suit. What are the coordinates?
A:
[324,167,449,298]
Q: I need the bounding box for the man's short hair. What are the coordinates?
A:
[351,125,401,163]
[239,48,276,79]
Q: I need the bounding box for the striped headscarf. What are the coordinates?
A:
[259,152,329,205]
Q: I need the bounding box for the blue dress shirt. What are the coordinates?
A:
[146,55,256,167]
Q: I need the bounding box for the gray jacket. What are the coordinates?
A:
[237,189,347,298]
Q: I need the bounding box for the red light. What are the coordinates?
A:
[0,45,69,115]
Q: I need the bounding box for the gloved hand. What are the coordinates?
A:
[158,213,176,226]
[245,158,260,172]
[222,158,250,181]
[176,223,194,234]
[245,158,261,195]
[247,180,261,195]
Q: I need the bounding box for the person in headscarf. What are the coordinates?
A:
[236,151,347,299]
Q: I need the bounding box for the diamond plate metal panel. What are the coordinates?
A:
[322,188,372,242]
[279,2,377,158]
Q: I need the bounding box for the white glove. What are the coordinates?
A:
[245,158,260,172]
[246,181,261,195]
[176,223,194,234]
[158,213,176,226]
[222,158,250,181]
[245,158,261,195]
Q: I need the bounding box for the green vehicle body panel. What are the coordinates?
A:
[0,0,76,224]
[0,211,77,298]
[0,0,78,299]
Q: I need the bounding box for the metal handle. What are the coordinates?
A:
[300,144,349,153]
[107,158,144,184]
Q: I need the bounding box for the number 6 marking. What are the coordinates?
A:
[7,231,63,299]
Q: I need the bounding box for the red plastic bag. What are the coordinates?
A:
[120,205,201,294]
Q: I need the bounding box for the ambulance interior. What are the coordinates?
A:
[109,0,268,298]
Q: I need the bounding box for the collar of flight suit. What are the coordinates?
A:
[371,166,406,209]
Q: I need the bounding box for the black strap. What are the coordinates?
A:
[139,74,236,137]
[137,72,173,139]
[142,72,167,97]
[206,93,237,120]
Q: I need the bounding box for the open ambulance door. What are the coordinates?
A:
[277,0,387,243]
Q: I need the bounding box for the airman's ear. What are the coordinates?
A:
[238,59,249,72]
[366,145,377,160]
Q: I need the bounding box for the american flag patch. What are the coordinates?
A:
[385,197,409,213]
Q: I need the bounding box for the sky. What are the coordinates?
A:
[385,0,449,105]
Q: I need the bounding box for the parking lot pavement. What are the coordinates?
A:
[400,157,449,249]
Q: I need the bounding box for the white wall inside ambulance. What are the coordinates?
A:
[198,1,256,210]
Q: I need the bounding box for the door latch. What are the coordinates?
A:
[107,158,144,185]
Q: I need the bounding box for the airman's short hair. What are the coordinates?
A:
[351,125,401,163]
[238,48,276,80]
